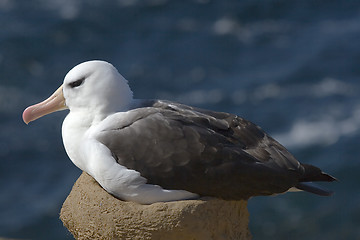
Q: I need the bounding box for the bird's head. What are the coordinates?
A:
[22,60,133,124]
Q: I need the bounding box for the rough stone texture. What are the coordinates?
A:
[60,172,252,240]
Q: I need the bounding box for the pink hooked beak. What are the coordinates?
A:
[22,85,68,124]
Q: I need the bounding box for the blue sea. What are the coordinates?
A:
[1,1,359,239]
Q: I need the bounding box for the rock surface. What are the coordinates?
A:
[60,172,252,240]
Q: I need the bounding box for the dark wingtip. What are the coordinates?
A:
[321,172,338,182]
[301,163,337,182]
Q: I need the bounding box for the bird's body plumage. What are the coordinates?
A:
[23,60,336,204]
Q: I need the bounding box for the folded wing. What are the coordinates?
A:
[96,100,335,200]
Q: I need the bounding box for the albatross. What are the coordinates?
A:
[22,60,336,204]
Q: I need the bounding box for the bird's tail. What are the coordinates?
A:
[295,182,333,196]
[295,163,337,196]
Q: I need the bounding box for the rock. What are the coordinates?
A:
[60,172,252,240]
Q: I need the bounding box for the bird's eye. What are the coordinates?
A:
[69,78,85,88]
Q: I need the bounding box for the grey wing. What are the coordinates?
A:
[96,100,313,199]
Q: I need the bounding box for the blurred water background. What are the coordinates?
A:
[0,0,359,239]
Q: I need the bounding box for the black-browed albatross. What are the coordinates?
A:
[22,60,336,204]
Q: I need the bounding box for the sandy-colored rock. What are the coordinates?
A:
[60,172,251,240]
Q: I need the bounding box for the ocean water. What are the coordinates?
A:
[1,1,359,239]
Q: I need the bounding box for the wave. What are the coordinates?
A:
[274,105,360,148]
[232,78,356,103]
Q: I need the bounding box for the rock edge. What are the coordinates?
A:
[60,172,251,240]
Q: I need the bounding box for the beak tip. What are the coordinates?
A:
[22,107,32,125]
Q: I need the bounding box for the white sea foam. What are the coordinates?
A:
[231,78,356,104]
[274,105,360,148]
[213,18,291,44]
[231,78,359,149]
[39,0,80,19]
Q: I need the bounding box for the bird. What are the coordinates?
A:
[22,60,336,204]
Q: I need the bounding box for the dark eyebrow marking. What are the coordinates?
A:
[68,77,85,88]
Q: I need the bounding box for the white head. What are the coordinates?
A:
[22,60,133,124]
[63,60,133,113]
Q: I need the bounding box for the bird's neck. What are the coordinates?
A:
[61,111,90,170]
[62,109,110,169]
[61,95,133,171]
